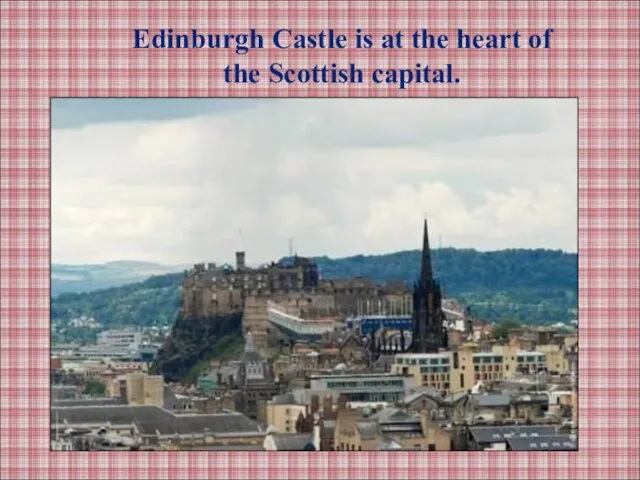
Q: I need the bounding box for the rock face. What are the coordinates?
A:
[151,309,242,383]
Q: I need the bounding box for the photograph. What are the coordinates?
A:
[50,98,578,452]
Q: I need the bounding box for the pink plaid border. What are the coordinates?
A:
[1,1,639,479]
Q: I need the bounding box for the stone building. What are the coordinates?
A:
[266,393,309,434]
[124,373,164,406]
[236,332,281,422]
[334,404,452,451]
[52,405,265,450]
[182,253,320,319]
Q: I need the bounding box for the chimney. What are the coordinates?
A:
[236,252,246,271]
[322,394,333,414]
[312,419,321,451]
[311,394,320,415]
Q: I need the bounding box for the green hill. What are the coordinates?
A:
[51,248,577,329]
[51,272,184,329]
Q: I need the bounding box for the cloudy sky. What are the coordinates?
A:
[52,98,577,265]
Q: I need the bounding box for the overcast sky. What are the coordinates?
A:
[52,98,577,265]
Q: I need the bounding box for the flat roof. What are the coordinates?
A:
[394,353,451,359]
[309,373,406,379]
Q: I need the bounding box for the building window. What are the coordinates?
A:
[460,373,464,389]
[428,444,436,451]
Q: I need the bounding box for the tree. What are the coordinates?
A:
[84,380,106,396]
[491,319,522,341]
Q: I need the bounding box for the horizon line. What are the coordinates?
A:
[52,245,578,267]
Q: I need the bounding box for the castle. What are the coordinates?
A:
[182,252,320,318]
[180,219,456,352]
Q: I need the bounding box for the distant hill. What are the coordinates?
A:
[52,260,191,297]
[50,248,577,329]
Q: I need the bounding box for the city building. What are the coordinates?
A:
[234,332,281,421]
[391,346,548,394]
[308,373,412,403]
[334,404,452,451]
[51,405,265,450]
[466,425,561,451]
[263,432,316,451]
[537,344,569,374]
[97,328,142,350]
[266,393,308,434]
[124,373,164,406]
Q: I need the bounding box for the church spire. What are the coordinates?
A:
[421,217,434,285]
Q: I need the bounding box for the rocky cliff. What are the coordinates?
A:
[150,309,243,383]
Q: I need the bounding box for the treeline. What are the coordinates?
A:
[51,272,184,327]
[51,248,577,329]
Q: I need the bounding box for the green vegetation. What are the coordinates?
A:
[491,319,523,341]
[51,272,183,328]
[51,248,577,330]
[183,334,245,385]
[150,312,243,383]
[84,380,106,396]
[310,248,577,324]
[52,327,98,345]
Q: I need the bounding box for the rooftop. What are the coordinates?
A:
[52,397,124,408]
[395,353,451,359]
[469,425,558,444]
[270,433,315,451]
[309,373,405,380]
[355,421,381,440]
[471,394,511,408]
[51,405,263,437]
[369,408,420,425]
[507,435,577,451]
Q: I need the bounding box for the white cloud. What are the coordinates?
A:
[52,99,577,264]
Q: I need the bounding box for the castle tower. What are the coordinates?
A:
[410,218,448,353]
[236,251,246,271]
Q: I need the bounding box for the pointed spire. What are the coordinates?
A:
[421,217,434,284]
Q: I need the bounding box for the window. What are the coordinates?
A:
[428,444,436,451]
[460,373,464,389]
[453,352,459,369]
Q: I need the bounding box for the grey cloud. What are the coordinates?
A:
[52,99,577,265]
